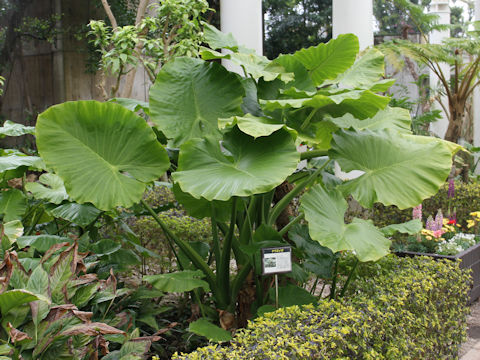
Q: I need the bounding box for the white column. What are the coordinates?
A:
[429,0,450,138]
[332,0,373,180]
[474,0,480,172]
[332,0,374,50]
[220,0,263,73]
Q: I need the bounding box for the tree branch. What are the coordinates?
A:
[100,0,118,29]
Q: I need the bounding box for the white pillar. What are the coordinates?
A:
[220,0,263,73]
[332,0,374,50]
[474,0,480,172]
[332,0,373,180]
[429,0,450,139]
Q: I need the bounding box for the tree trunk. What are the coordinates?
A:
[120,0,149,99]
[444,100,464,143]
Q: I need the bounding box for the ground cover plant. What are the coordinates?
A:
[172,255,471,359]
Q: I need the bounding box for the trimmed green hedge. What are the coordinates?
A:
[373,181,480,229]
[173,256,470,359]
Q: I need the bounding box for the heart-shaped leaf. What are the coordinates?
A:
[49,202,101,227]
[329,129,453,209]
[292,34,359,86]
[301,185,391,262]
[25,173,69,204]
[173,127,299,201]
[149,57,244,146]
[36,101,170,211]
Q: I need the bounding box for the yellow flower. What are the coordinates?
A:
[456,223,462,227]
[467,219,476,228]
[421,229,434,236]
[426,236,432,240]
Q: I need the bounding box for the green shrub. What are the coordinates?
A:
[373,181,480,229]
[172,256,470,359]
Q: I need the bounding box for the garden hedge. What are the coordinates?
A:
[372,181,480,229]
[172,255,470,360]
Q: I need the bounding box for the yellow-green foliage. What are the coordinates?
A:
[373,181,480,229]
[172,256,470,360]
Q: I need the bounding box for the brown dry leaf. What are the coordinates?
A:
[105,268,117,295]
[73,310,93,323]
[130,322,178,343]
[7,322,32,343]
[0,251,14,293]
[45,304,78,323]
[115,311,132,330]
[72,273,98,286]
[40,242,70,265]
[60,322,126,337]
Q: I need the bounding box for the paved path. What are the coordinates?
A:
[461,340,480,360]
[460,300,480,359]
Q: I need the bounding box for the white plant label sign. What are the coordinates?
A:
[261,246,292,275]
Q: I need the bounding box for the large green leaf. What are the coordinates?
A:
[172,183,232,222]
[334,48,386,89]
[380,219,423,236]
[172,127,299,201]
[188,318,232,342]
[329,106,412,133]
[292,34,359,85]
[149,57,244,146]
[218,114,287,138]
[0,120,35,137]
[49,202,101,226]
[2,220,23,244]
[203,22,238,51]
[288,223,334,279]
[262,89,390,119]
[200,48,294,82]
[36,101,170,211]
[273,54,316,92]
[0,289,49,315]
[269,284,317,307]
[300,185,390,262]
[0,189,26,222]
[329,129,453,209]
[26,265,49,296]
[17,235,70,252]
[25,173,69,204]
[144,270,210,292]
[0,155,44,173]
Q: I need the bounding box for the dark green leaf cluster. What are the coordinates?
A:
[172,255,470,359]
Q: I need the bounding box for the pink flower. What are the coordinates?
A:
[413,204,422,220]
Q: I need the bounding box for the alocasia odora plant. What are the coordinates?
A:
[35,24,458,330]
